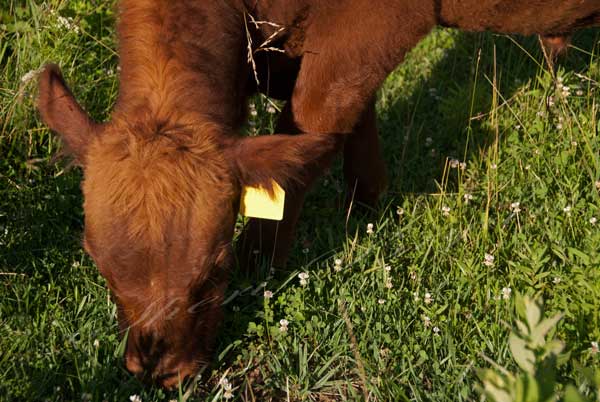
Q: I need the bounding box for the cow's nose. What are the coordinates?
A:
[124,352,144,376]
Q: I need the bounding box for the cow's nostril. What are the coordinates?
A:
[155,371,177,383]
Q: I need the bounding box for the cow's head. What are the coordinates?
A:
[37,64,338,388]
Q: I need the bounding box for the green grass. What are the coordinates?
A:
[1,1,600,401]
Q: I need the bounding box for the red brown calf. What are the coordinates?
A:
[38,0,599,388]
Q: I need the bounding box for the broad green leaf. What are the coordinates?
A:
[516,320,529,336]
[525,298,542,329]
[530,313,563,347]
[509,333,535,373]
[515,373,540,402]
[563,385,587,402]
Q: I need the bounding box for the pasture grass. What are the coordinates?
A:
[1,1,600,401]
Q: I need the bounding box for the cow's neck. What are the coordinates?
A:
[113,0,247,129]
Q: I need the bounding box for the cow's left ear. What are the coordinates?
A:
[228,133,343,192]
[37,63,101,164]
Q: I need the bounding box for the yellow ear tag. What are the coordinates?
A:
[240,180,285,221]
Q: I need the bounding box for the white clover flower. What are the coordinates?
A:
[463,193,473,204]
[378,298,386,304]
[397,207,405,215]
[384,265,391,272]
[298,272,309,286]
[483,253,495,267]
[266,104,277,114]
[441,206,450,216]
[449,158,460,168]
[129,395,142,402]
[57,15,80,33]
[571,141,578,147]
[510,202,521,213]
[334,258,343,272]
[459,162,467,170]
[576,89,584,96]
[548,96,555,107]
[93,339,99,348]
[502,287,512,300]
[425,137,433,147]
[525,164,531,171]
[413,292,420,302]
[220,377,234,398]
[57,15,69,28]
[20,69,37,84]
[385,280,393,289]
[490,163,498,170]
[592,341,599,354]
[433,326,440,334]
[590,217,597,225]
[423,315,431,327]
[263,290,273,299]
[249,104,258,117]
[409,271,417,281]
[536,111,545,117]
[553,276,561,284]
[563,205,572,216]
[279,319,289,333]
[366,223,374,234]
[557,123,563,130]
[424,292,433,304]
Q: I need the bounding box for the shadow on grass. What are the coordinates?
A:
[285,28,600,257]
[215,26,599,394]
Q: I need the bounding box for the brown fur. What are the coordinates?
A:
[38,0,600,388]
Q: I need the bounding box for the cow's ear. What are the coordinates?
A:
[37,64,101,163]
[227,133,343,192]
